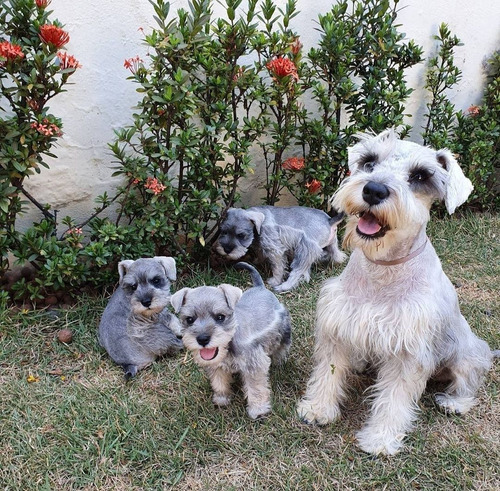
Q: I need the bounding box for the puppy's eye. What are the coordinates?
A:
[359,153,377,173]
[185,316,195,325]
[151,276,163,287]
[236,233,246,240]
[409,169,432,183]
[125,283,137,292]
[215,314,225,322]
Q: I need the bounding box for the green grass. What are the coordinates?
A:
[1,212,498,490]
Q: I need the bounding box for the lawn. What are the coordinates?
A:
[0,212,498,490]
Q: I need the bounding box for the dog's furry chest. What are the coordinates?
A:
[318,255,444,357]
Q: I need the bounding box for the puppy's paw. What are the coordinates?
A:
[356,426,405,456]
[434,393,475,415]
[267,277,281,288]
[247,402,271,420]
[334,250,348,264]
[296,399,340,425]
[213,393,231,407]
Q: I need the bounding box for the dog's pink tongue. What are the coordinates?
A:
[357,212,382,235]
[200,347,217,360]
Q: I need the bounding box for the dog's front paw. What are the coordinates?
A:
[296,399,340,425]
[356,426,405,456]
[247,402,271,420]
[213,393,231,407]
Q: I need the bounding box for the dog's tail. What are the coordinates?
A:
[328,208,345,226]
[235,262,265,288]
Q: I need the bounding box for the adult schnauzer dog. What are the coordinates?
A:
[215,206,346,292]
[297,129,496,455]
[99,257,183,380]
[171,262,291,419]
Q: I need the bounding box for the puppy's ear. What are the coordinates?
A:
[218,284,243,309]
[170,287,190,313]
[118,260,135,282]
[154,256,177,281]
[436,149,473,214]
[246,210,265,234]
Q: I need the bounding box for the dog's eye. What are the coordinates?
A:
[151,276,163,287]
[215,314,225,322]
[125,283,137,292]
[236,233,246,240]
[409,169,432,183]
[362,161,376,173]
[185,316,195,325]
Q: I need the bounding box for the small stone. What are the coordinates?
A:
[57,329,73,344]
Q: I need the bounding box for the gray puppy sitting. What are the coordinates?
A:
[171,262,292,419]
[99,256,183,380]
[215,206,346,292]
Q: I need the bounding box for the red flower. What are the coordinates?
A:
[305,179,321,194]
[266,57,299,81]
[36,0,52,8]
[282,157,305,171]
[124,55,144,74]
[31,118,62,137]
[144,177,166,195]
[466,105,480,117]
[0,41,24,65]
[57,51,81,70]
[40,25,70,49]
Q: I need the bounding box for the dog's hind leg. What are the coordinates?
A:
[242,350,272,419]
[356,357,432,455]
[274,237,322,292]
[435,335,492,415]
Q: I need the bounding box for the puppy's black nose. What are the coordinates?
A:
[222,244,233,254]
[141,298,152,308]
[196,333,211,347]
[362,181,390,206]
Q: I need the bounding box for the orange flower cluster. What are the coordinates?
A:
[36,0,51,8]
[466,105,481,117]
[39,24,70,48]
[305,179,321,194]
[57,51,81,70]
[145,177,166,195]
[266,57,299,81]
[282,156,305,171]
[0,41,24,65]
[124,55,144,74]
[31,119,62,137]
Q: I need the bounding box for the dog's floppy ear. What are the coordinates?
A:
[218,284,243,309]
[118,260,135,282]
[436,149,473,214]
[154,256,177,281]
[170,287,190,313]
[246,210,265,234]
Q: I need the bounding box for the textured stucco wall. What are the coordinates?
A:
[18,0,500,229]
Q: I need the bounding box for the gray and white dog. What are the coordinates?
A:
[99,256,183,380]
[297,129,496,455]
[215,206,346,292]
[171,262,292,419]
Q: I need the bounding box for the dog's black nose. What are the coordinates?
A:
[362,181,390,206]
[222,244,233,254]
[196,333,211,347]
[141,298,152,308]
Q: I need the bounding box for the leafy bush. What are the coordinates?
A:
[422,24,499,211]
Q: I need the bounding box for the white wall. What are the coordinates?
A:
[19,0,500,228]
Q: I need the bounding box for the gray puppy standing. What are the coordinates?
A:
[99,256,183,380]
[215,206,346,292]
[171,262,291,419]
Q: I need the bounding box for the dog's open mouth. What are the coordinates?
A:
[356,211,389,239]
[199,347,219,361]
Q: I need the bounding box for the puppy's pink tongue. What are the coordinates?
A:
[200,347,218,360]
[357,212,382,235]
